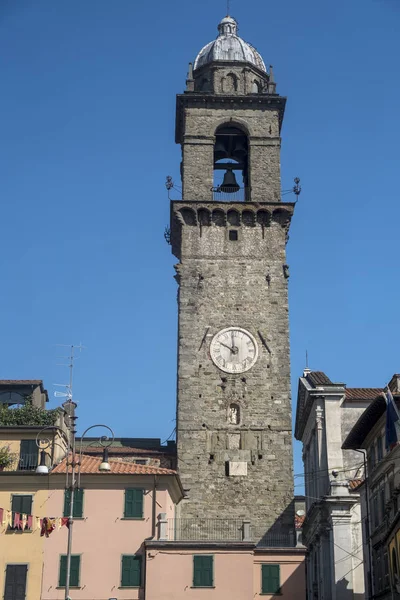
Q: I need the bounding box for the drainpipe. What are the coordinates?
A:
[152,476,158,539]
[354,449,373,599]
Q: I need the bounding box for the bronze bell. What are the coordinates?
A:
[220,169,240,193]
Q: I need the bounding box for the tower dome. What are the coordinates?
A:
[194,16,266,72]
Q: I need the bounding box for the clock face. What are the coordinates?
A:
[210,327,259,374]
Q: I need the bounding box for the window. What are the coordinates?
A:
[377,435,383,461]
[11,495,32,530]
[4,564,27,600]
[19,440,38,471]
[59,555,80,588]
[368,445,376,472]
[384,551,390,589]
[261,564,280,595]
[193,555,213,587]
[121,555,142,587]
[63,489,84,518]
[124,489,143,518]
[229,230,238,241]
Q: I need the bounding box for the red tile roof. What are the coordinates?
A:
[345,388,383,400]
[305,372,334,386]
[0,380,43,385]
[82,446,173,456]
[51,455,177,476]
[295,514,305,529]
[349,478,364,491]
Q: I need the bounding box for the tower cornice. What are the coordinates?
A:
[175,94,286,143]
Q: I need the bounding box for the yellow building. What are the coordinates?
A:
[0,380,69,600]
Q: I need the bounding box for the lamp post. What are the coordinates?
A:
[36,399,114,600]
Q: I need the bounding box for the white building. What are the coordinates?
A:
[295,369,379,600]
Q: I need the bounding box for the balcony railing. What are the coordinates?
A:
[165,518,295,547]
[212,186,250,202]
[18,453,39,471]
[168,518,243,541]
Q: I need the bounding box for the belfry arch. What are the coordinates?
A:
[213,123,249,201]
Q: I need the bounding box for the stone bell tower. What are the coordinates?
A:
[171,16,295,540]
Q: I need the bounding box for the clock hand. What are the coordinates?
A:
[219,341,234,352]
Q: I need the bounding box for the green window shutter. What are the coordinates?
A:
[64,489,84,517]
[70,555,80,587]
[63,490,71,517]
[193,556,213,587]
[59,556,67,587]
[73,489,84,518]
[124,489,143,518]
[59,555,80,587]
[262,564,280,594]
[21,495,32,515]
[121,555,142,587]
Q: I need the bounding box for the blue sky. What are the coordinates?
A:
[1,0,399,489]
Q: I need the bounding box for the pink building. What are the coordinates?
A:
[42,456,182,600]
[40,455,305,600]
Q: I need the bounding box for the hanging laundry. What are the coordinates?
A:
[13,512,21,529]
[21,514,27,530]
[61,517,70,529]
[27,515,33,530]
[6,511,12,528]
[0,508,3,526]
[40,517,55,537]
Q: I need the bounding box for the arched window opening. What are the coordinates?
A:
[252,80,261,93]
[222,73,238,93]
[213,124,249,201]
[228,403,240,425]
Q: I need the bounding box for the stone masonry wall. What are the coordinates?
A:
[182,107,281,202]
[173,204,294,535]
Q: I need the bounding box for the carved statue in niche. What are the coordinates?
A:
[228,403,240,425]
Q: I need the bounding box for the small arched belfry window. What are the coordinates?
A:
[252,80,261,93]
[222,73,238,93]
[228,403,240,425]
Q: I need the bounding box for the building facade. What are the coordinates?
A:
[343,374,400,600]
[173,14,295,540]
[295,369,379,600]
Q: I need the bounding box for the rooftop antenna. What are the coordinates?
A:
[227,0,230,15]
[305,349,309,369]
[54,343,85,403]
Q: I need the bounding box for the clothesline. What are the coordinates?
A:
[0,508,68,536]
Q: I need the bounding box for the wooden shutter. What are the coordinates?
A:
[261,564,280,594]
[193,556,213,587]
[73,489,84,518]
[121,555,142,587]
[4,565,27,600]
[70,556,80,587]
[64,489,84,517]
[59,556,67,587]
[11,495,32,529]
[63,490,71,517]
[124,489,143,518]
[59,555,80,587]
[19,440,38,469]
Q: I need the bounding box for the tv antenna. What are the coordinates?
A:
[54,343,85,403]
[227,0,231,14]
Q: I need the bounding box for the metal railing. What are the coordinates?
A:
[166,519,295,546]
[18,453,39,471]
[254,530,294,548]
[168,518,244,541]
[212,186,250,202]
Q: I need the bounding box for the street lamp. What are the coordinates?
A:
[36,399,114,600]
